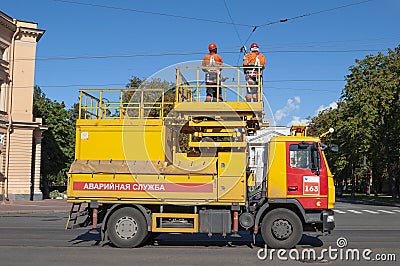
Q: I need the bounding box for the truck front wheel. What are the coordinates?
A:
[261,208,303,249]
[107,207,148,248]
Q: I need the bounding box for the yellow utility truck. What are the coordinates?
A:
[66,66,335,248]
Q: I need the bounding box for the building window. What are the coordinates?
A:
[0,48,3,60]
[251,147,255,166]
[0,47,8,61]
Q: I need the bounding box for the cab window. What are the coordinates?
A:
[289,144,311,169]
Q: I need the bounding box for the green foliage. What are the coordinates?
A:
[124,76,175,118]
[33,86,76,187]
[310,46,400,197]
[124,76,189,151]
[49,190,65,199]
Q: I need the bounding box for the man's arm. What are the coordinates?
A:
[259,54,266,70]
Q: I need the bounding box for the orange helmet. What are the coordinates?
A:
[208,43,217,51]
[250,43,259,52]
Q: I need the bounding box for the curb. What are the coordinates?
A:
[0,199,71,215]
[0,210,69,215]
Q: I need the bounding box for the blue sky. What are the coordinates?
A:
[2,0,399,126]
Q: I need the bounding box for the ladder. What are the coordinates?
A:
[65,202,83,230]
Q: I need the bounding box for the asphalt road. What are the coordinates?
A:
[0,201,399,266]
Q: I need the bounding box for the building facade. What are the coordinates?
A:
[0,11,45,201]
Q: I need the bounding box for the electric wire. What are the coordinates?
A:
[51,0,374,51]
[11,79,346,89]
[13,49,386,61]
[48,0,378,65]
[9,1,381,93]
[223,0,243,45]
[242,0,374,46]
[258,0,374,28]
[51,0,253,27]
[223,0,246,66]
[51,0,374,30]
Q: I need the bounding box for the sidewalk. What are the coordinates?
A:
[0,199,71,214]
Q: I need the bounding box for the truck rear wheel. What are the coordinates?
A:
[107,207,148,248]
[261,208,303,249]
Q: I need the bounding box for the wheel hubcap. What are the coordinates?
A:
[115,216,138,240]
[271,219,292,240]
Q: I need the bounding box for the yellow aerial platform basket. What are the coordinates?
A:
[68,66,264,205]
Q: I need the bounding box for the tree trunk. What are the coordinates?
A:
[41,176,50,199]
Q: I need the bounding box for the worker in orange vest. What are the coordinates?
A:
[202,43,223,102]
[243,43,266,102]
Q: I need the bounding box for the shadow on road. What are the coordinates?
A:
[68,229,324,249]
[69,228,101,246]
[146,232,324,248]
[298,234,323,247]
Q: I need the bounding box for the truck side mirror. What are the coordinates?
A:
[329,144,339,152]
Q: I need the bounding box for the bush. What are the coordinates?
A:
[49,190,65,199]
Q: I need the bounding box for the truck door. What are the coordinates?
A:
[286,142,328,209]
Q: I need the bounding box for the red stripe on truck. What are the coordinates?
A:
[73,182,213,193]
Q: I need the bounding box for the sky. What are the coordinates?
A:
[2,0,399,126]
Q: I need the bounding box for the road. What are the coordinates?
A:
[0,201,399,266]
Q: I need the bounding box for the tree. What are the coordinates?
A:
[33,86,76,197]
[124,76,189,152]
[309,103,351,190]
[310,46,400,198]
[124,76,175,118]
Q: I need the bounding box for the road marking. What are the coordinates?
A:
[334,210,346,214]
[347,210,362,214]
[377,209,395,214]
[392,209,400,213]
[362,209,379,214]
[334,209,346,213]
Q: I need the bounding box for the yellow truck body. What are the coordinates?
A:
[67,66,335,248]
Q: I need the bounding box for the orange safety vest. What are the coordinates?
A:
[202,53,223,84]
[243,52,266,69]
[243,52,266,79]
[202,53,223,71]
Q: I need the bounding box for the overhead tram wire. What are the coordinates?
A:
[51,0,253,27]
[258,0,374,28]
[52,0,258,62]
[14,48,386,62]
[222,0,246,65]
[241,0,374,46]
[264,49,384,53]
[265,86,339,93]
[223,0,244,45]
[52,0,374,33]
[51,0,377,61]
[266,79,344,82]
[13,79,346,89]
